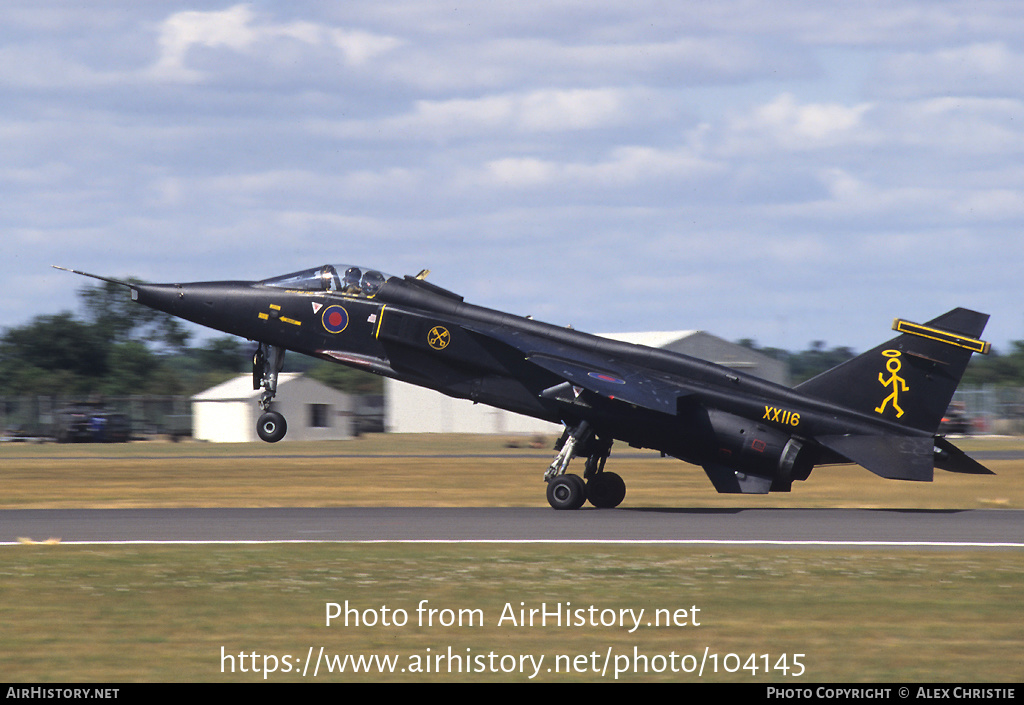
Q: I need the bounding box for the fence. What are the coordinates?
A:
[3,389,1022,441]
[1,394,385,441]
[0,395,191,440]
[952,386,1024,435]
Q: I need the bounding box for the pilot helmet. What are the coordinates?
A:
[343,267,362,290]
[361,270,384,295]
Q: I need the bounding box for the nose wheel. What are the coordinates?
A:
[257,411,287,443]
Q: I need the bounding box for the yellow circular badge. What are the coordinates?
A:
[427,326,450,350]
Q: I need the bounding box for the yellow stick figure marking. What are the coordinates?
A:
[875,350,909,418]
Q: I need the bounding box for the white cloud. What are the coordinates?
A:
[415,88,633,133]
[877,42,1024,98]
[381,33,791,93]
[147,3,401,82]
[149,4,258,81]
[724,93,875,153]
[484,157,554,187]
[305,87,665,145]
[328,28,404,66]
[5,1,1024,351]
[881,97,1024,155]
[480,143,723,191]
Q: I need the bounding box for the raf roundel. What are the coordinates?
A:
[588,371,626,385]
[322,305,349,334]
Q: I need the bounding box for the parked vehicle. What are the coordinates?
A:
[939,402,972,435]
[53,405,130,443]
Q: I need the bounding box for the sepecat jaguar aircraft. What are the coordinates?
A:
[55,264,993,509]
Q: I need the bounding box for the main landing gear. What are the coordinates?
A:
[544,421,626,510]
[253,343,287,443]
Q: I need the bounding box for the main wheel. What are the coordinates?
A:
[586,471,626,508]
[257,411,287,443]
[546,473,587,510]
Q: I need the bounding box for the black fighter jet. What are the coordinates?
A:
[55,264,993,509]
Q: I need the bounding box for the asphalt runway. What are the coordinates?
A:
[3,507,1022,547]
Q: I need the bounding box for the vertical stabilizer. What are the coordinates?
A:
[795,308,989,434]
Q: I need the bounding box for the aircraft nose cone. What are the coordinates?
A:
[131,283,186,317]
[131,282,226,328]
[129,280,263,340]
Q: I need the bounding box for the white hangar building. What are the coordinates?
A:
[192,373,354,443]
[385,330,787,434]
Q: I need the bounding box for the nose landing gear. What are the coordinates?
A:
[254,343,287,443]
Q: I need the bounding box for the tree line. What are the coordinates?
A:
[0,280,381,397]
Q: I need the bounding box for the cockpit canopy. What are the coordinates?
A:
[262,264,393,297]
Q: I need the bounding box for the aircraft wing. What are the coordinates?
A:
[462,324,698,415]
[526,353,693,415]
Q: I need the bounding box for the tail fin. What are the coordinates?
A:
[795,308,989,434]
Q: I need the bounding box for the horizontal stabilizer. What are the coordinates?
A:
[933,437,995,475]
[816,434,934,482]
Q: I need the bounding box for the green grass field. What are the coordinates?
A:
[3,545,1022,682]
[1,435,1022,682]
[1,433,1022,509]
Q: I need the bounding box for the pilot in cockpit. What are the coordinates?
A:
[361,270,385,296]
[342,267,362,294]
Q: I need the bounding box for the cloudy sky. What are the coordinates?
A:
[4,1,1023,353]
